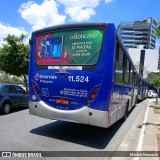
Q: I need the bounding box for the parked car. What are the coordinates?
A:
[0,84,28,114]
[147,90,157,98]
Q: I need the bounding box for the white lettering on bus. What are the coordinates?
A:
[70,33,97,40]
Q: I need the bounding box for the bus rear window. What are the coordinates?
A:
[36,29,104,66]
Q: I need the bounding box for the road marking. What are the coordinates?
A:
[134,100,150,160]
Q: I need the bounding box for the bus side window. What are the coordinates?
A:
[116,42,119,62]
[115,43,123,85]
[129,64,133,86]
[135,74,139,90]
[119,47,123,67]
[124,59,129,85]
[115,63,123,84]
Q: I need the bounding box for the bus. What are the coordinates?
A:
[29,23,139,128]
[138,78,150,101]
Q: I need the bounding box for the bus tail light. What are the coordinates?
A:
[33,82,41,98]
[94,87,99,93]
[90,94,96,99]
[101,22,106,27]
[33,83,37,88]
[86,85,100,105]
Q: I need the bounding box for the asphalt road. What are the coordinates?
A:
[0,99,149,159]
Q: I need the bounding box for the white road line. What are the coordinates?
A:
[134,100,150,160]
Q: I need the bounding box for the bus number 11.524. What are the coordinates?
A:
[68,76,89,83]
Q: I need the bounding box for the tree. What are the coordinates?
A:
[155,20,160,38]
[0,34,29,92]
[146,72,157,82]
[0,73,10,83]
[150,73,160,105]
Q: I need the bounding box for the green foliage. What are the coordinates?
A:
[0,73,24,84]
[151,77,160,88]
[149,73,160,88]
[10,76,24,84]
[146,72,157,82]
[155,28,160,38]
[0,34,29,77]
[150,73,160,105]
[155,20,160,38]
[0,34,29,92]
[0,73,10,83]
[147,72,160,88]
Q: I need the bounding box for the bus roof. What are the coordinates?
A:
[34,23,112,35]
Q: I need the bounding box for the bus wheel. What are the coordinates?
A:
[122,101,129,121]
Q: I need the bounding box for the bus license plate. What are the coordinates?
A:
[56,98,70,105]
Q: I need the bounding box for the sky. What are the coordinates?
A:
[0,0,160,47]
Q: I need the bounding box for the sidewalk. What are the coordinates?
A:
[111,98,160,160]
[141,99,160,159]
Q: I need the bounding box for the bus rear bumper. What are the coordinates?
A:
[29,101,109,128]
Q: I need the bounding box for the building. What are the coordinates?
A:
[128,46,159,78]
[118,17,157,49]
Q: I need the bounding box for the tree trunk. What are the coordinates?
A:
[23,74,28,93]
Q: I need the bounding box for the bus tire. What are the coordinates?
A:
[122,101,129,121]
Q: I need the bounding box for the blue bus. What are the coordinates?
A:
[138,78,149,101]
[29,23,139,128]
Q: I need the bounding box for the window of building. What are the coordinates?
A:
[123,28,133,31]
[122,33,133,35]
[151,43,155,48]
[153,19,157,26]
[151,39,156,43]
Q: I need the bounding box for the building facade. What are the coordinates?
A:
[118,17,157,49]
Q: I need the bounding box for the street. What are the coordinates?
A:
[0,99,149,159]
